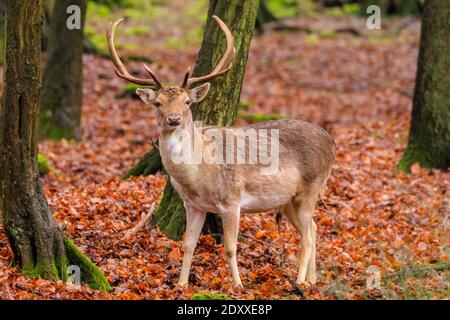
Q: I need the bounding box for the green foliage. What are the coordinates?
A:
[165,26,203,49]
[266,0,300,18]
[298,0,318,17]
[191,292,233,300]
[343,3,360,15]
[123,26,150,36]
[38,153,51,176]
[84,26,110,56]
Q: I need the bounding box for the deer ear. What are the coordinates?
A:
[136,88,156,105]
[189,83,210,103]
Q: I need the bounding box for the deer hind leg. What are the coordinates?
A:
[220,206,243,288]
[283,193,318,285]
[306,221,317,283]
[178,203,206,286]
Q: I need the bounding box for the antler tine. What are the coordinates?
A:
[185,15,236,89]
[181,67,191,88]
[143,64,163,88]
[107,18,162,88]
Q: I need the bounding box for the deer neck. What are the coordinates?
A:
[158,120,204,187]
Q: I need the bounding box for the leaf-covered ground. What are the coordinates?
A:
[0,5,448,299]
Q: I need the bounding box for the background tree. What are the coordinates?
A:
[256,0,279,31]
[135,0,260,240]
[0,0,4,65]
[398,0,450,172]
[0,0,110,290]
[40,0,87,140]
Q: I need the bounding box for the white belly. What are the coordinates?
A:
[239,191,291,213]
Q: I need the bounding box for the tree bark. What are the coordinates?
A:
[149,0,260,241]
[0,0,5,65]
[398,0,450,172]
[40,0,87,140]
[0,0,110,291]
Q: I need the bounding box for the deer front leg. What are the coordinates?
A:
[178,204,206,286]
[220,207,243,289]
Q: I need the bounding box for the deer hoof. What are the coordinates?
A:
[295,280,312,289]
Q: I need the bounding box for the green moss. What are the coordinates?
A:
[123,147,163,179]
[191,292,233,300]
[318,28,338,39]
[265,0,299,19]
[397,133,441,173]
[238,100,252,111]
[326,7,345,17]
[22,253,68,281]
[0,33,4,66]
[40,117,77,140]
[151,182,186,241]
[64,238,112,292]
[120,84,145,98]
[38,153,51,176]
[22,261,59,280]
[238,111,289,123]
[343,3,360,15]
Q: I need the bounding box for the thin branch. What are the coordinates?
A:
[124,203,156,239]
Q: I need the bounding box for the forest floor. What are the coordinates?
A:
[0,4,449,299]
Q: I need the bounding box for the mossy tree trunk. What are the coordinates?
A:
[0,0,110,291]
[398,0,450,172]
[359,0,422,16]
[148,0,260,241]
[0,0,5,66]
[40,0,87,140]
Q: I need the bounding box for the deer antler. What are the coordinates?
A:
[183,15,236,89]
[106,18,163,88]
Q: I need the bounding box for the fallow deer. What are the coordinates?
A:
[107,16,336,288]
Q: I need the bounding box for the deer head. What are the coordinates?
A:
[106,16,236,133]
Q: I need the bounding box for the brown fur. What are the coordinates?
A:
[137,85,336,288]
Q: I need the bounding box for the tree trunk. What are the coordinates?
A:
[149,0,260,241]
[398,0,450,172]
[0,0,110,291]
[40,0,87,140]
[0,0,4,66]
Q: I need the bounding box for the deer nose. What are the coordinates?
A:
[167,113,182,126]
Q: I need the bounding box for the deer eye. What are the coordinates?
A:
[185,99,191,106]
[154,101,162,108]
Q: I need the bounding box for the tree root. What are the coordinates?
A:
[63,238,112,292]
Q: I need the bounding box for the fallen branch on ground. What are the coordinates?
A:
[125,203,156,239]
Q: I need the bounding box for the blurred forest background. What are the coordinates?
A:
[0,0,448,300]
